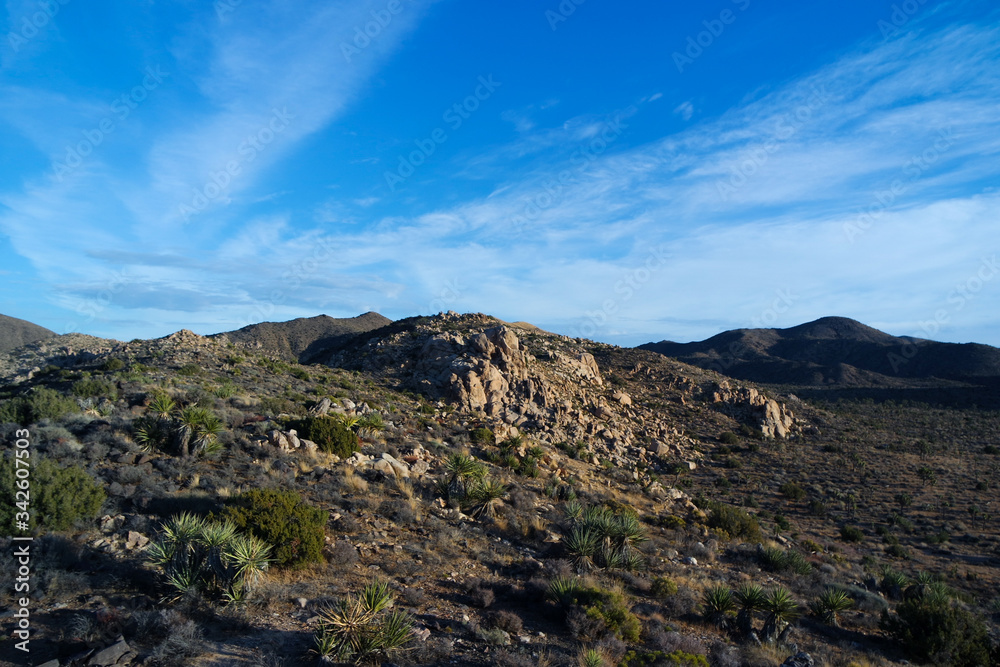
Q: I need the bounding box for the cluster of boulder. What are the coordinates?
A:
[710,380,796,438]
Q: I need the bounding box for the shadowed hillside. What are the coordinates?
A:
[213,312,392,363]
[0,313,56,353]
[641,316,1000,387]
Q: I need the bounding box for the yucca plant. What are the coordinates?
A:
[565,526,599,571]
[880,568,910,600]
[191,411,224,456]
[147,514,272,605]
[444,454,486,501]
[578,648,607,667]
[547,577,583,607]
[903,571,936,601]
[702,585,735,630]
[313,581,413,665]
[465,477,507,519]
[148,392,176,420]
[733,582,766,637]
[565,500,584,522]
[810,588,853,627]
[761,587,800,643]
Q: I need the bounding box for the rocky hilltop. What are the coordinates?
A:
[328,312,798,469]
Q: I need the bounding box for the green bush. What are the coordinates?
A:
[72,377,119,399]
[0,387,78,426]
[882,595,993,666]
[222,489,327,568]
[759,546,812,575]
[651,576,679,598]
[101,358,125,371]
[840,525,865,542]
[703,501,763,543]
[470,427,495,445]
[779,482,806,500]
[294,416,359,458]
[719,431,740,445]
[0,457,105,533]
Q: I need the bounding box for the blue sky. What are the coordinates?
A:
[1,0,999,347]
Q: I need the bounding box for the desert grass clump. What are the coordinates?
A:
[313,580,414,665]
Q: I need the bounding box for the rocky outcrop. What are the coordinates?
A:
[710,381,796,438]
[414,325,602,424]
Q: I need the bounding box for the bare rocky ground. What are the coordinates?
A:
[0,312,997,667]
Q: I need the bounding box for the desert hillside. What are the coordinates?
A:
[0,312,997,667]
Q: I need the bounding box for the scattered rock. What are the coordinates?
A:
[781,652,814,667]
[88,637,132,666]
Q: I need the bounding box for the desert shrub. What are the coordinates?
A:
[293,416,359,458]
[702,501,763,543]
[882,594,993,666]
[488,610,524,635]
[840,525,865,543]
[177,363,201,376]
[222,489,327,568]
[0,387,78,426]
[257,396,297,415]
[0,457,105,532]
[313,581,414,664]
[778,482,806,500]
[101,357,125,371]
[470,427,495,445]
[549,578,641,642]
[719,432,740,445]
[71,377,118,400]
[651,576,679,598]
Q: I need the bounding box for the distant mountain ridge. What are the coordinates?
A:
[212,312,392,363]
[0,313,57,353]
[639,316,1000,386]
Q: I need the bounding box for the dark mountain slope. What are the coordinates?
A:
[640,316,1000,386]
[0,313,57,353]
[213,312,392,363]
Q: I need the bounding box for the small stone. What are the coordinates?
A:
[682,556,698,566]
[296,597,308,609]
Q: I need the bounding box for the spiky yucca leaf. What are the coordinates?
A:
[703,585,735,629]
